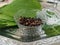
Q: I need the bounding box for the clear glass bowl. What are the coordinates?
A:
[14,9,47,42]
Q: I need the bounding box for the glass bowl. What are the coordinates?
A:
[14,9,47,42]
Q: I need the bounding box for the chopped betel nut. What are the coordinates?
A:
[19,16,43,26]
[0,0,13,7]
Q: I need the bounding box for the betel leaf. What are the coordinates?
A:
[0,19,16,27]
[46,10,55,15]
[16,9,39,18]
[0,0,42,27]
[43,25,60,37]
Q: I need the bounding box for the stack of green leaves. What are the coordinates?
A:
[0,0,42,28]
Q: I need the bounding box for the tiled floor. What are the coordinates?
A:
[51,42,60,45]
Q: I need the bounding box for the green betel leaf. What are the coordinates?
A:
[0,0,42,27]
[46,10,55,15]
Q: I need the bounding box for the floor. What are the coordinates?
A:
[51,42,60,45]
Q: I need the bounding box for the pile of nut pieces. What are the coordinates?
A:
[19,16,43,26]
